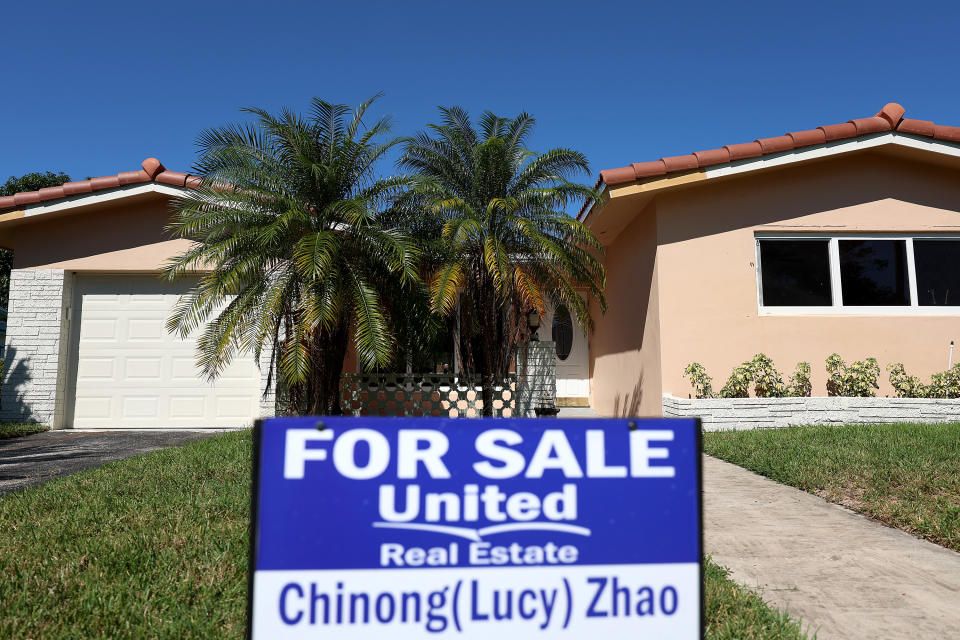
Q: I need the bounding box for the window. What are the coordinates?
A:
[552,304,573,361]
[759,240,832,306]
[914,240,960,306]
[757,235,960,313]
[838,239,909,306]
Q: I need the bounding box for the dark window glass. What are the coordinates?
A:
[838,239,909,306]
[759,240,832,306]
[914,240,960,306]
[552,305,573,361]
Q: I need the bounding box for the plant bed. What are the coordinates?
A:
[664,394,960,430]
[0,429,807,638]
[0,422,48,440]
[703,422,960,551]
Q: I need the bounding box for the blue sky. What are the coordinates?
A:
[3,0,959,185]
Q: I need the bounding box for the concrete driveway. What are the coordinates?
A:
[0,430,223,495]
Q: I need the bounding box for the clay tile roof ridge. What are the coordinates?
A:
[0,157,197,212]
[597,102,943,188]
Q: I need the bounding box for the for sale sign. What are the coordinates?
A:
[248,416,702,638]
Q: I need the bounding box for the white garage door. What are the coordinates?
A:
[68,275,261,428]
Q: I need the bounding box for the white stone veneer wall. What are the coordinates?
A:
[517,341,557,417]
[1,269,73,427]
[662,394,960,431]
[258,338,276,418]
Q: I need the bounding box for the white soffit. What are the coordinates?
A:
[21,183,189,218]
[704,132,960,180]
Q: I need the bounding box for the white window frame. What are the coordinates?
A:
[756,233,960,316]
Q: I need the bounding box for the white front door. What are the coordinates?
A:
[544,302,589,402]
[67,275,261,428]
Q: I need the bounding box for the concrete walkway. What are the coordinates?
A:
[0,430,221,495]
[704,455,960,639]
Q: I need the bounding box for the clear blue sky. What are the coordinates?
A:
[3,0,959,185]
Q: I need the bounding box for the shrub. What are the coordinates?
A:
[847,357,881,397]
[683,362,714,399]
[926,364,960,399]
[826,354,880,397]
[750,354,785,398]
[786,362,812,397]
[825,353,845,396]
[719,361,754,398]
[887,363,926,398]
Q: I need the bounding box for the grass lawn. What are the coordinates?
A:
[0,422,49,440]
[0,430,807,639]
[704,422,960,552]
[704,559,810,639]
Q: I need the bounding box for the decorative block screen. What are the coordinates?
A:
[340,373,516,417]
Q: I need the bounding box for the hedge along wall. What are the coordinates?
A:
[662,394,960,431]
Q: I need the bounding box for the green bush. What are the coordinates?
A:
[826,353,879,397]
[926,365,960,398]
[750,354,785,398]
[786,362,812,397]
[719,361,754,398]
[888,362,960,398]
[685,354,804,399]
[682,362,714,399]
[887,363,926,398]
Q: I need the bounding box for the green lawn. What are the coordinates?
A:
[704,558,811,639]
[704,422,960,552]
[0,430,807,639]
[0,422,48,439]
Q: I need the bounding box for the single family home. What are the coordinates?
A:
[1,102,958,426]
[581,102,960,416]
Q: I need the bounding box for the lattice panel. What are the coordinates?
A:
[340,374,516,417]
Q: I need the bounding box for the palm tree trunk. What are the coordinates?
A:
[308,324,349,415]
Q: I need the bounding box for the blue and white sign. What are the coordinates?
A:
[249,417,702,638]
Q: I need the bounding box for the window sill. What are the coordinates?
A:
[759,306,960,316]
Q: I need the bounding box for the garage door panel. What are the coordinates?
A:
[127,318,165,342]
[169,396,207,420]
[215,395,258,419]
[74,396,113,419]
[124,357,163,381]
[122,396,160,418]
[70,275,261,428]
[80,318,119,341]
[77,357,115,382]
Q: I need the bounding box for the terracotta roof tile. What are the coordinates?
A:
[0,157,197,212]
[141,157,165,179]
[877,102,905,127]
[898,118,935,136]
[818,122,857,141]
[155,170,191,187]
[14,191,41,206]
[37,186,65,202]
[662,155,699,172]
[787,128,827,147]
[597,103,960,188]
[756,135,795,154]
[724,141,763,161]
[693,148,730,167]
[630,160,667,178]
[849,116,891,135]
[933,124,960,143]
[598,166,636,185]
[62,181,94,196]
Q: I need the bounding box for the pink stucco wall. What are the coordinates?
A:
[589,200,663,416]
[9,196,193,271]
[590,151,960,415]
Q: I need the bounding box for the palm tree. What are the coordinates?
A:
[400,108,606,415]
[163,96,417,415]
